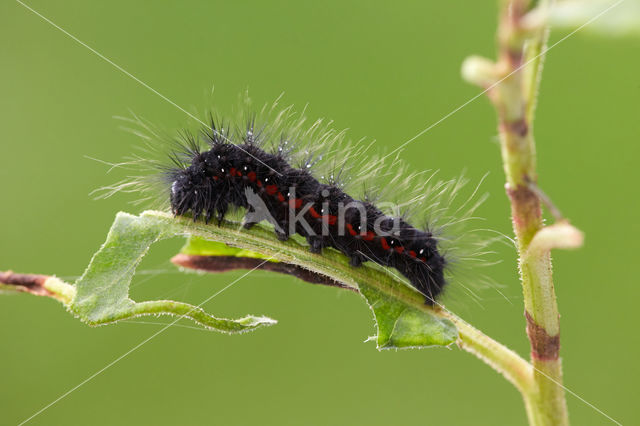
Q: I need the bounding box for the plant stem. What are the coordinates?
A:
[1,209,536,414]
[0,271,75,304]
[492,0,570,424]
[440,312,538,421]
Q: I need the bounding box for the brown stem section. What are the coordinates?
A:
[507,185,543,246]
[0,270,54,297]
[525,312,560,361]
[171,254,357,292]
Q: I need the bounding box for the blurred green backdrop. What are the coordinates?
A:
[1,1,638,425]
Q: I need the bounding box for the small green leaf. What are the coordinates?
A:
[359,284,458,349]
[71,212,276,333]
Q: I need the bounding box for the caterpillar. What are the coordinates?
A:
[166,121,447,304]
[99,100,493,306]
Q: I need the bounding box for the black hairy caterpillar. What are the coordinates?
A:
[99,100,496,306]
[167,121,447,303]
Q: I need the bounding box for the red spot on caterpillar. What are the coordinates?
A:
[325,215,337,225]
[363,231,375,241]
[230,167,238,177]
[289,198,303,209]
[420,257,427,263]
[408,250,417,258]
[394,246,404,254]
[309,207,321,219]
[257,180,263,188]
[266,185,278,196]
[213,176,219,181]
[346,223,358,236]
[277,192,285,202]
[380,237,390,251]
[247,171,257,182]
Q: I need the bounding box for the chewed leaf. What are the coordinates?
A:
[4,209,458,346]
[171,220,457,348]
[71,212,276,333]
[165,213,458,348]
[169,214,458,348]
[360,284,458,349]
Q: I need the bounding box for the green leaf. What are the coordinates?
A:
[6,210,458,347]
[360,284,457,349]
[150,211,458,348]
[70,212,276,333]
[169,213,458,349]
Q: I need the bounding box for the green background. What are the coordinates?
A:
[1,1,638,425]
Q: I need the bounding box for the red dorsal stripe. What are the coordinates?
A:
[289,198,303,209]
[346,223,358,236]
[380,237,390,251]
[266,185,278,196]
[247,171,257,182]
[363,231,375,241]
[408,250,417,258]
[325,215,337,225]
[277,192,285,202]
[309,207,321,219]
[394,246,404,254]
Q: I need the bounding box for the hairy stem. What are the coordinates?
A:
[440,312,536,420]
[493,0,571,424]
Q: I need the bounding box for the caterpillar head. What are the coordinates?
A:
[170,153,219,219]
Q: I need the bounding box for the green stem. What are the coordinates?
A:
[441,312,537,421]
[493,0,570,424]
